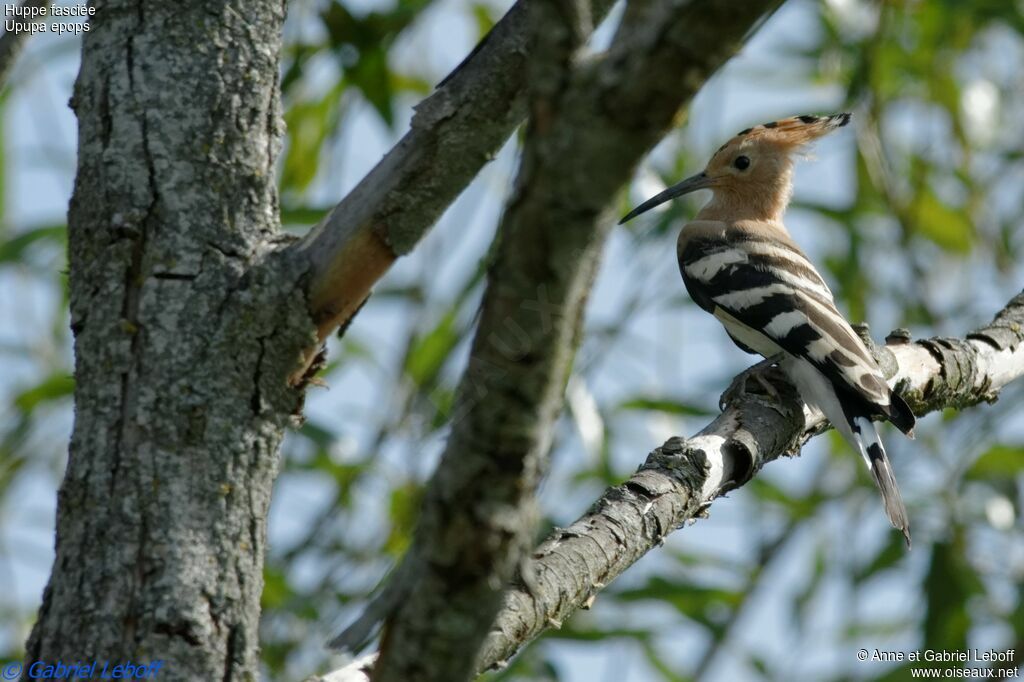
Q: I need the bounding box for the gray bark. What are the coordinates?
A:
[25,3,315,681]
[346,2,785,681]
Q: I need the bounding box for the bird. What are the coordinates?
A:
[620,113,916,547]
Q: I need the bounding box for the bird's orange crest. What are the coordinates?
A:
[712,113,851,160]
[619,113,852,225]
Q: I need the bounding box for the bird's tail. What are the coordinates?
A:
[852,416,911,548]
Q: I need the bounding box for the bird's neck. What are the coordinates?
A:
[697,168,794,223]
[696,185,791,223]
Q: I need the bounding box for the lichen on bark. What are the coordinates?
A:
[26,3,315,681]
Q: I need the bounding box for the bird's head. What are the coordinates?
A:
[620,113,851,224]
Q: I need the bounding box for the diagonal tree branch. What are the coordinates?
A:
[0,0,51,90]
[285,0,617,353]
[322,1,785,681]
[365,4,603,680]
[475,291,1024,671]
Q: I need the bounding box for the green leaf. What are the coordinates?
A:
[853,530,908,583]
[747,478,826,519]
[793,544,826,629]
[281,82,344,192]
[391,72,432,96]
[844,618,918,639]
[923,536,982,653]
[910,188,973,253]
[14,373,75,412]
[639,640,688,682]
[615,396,713,417]
[745,653,771,679]
[384,482,422,556]
[260,565,296,610]
[280,44,310,95]
[427,386,455,430]
[349,48,395,126]
[965,444,1022,481]
[615,577,742,631]
[404,310,459,388]
[470,2,498,38]
[0,224,67,264]
[279,204,331,227]
[317,1,432,128]
[298,419,336,450]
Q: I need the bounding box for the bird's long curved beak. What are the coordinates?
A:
[619,172,714,224]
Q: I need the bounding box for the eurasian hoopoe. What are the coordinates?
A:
[621,113,916,547]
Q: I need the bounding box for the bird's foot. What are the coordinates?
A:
[719,354,785,411]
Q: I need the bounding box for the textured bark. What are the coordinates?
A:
[322,2,785,681]
[25,3,314,681]
[288,0,617,349]
[475,292,1024,671]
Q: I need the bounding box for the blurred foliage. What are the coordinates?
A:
[2,1,1023,682]
[278,0,434,196]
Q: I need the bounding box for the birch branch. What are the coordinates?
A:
[475,290,1024,671]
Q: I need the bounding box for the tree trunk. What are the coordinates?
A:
[25,3,314,680]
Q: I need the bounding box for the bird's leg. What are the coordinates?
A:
[719,353,786,411]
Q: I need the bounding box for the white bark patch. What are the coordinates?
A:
[887,337,1024,397]
[686,433,728,500]
[969,338,1024,392]
[888,345,942,391]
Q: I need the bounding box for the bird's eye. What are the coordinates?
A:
[733,155,751,170]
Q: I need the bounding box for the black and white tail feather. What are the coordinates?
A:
[779,349,914,548]
[852,416,911,547]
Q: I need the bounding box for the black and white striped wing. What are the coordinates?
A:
[679,230,913,432]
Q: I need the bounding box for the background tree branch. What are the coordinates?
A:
[324,1,784,680]
[366,4,597,680]
[286,0,618,350]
